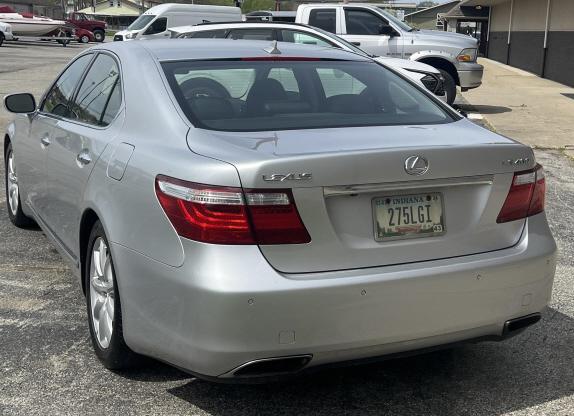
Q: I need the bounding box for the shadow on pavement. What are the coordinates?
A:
[113,359,190,383]
[161,307,574,416]
[3,40,86,49]
[456,104,512,115]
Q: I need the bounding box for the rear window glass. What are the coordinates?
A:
[163,60,455,132]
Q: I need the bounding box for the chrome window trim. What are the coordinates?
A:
[323,175,494,197]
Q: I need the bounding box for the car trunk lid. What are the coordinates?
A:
[187,119,535,273]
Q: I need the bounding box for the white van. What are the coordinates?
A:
[114,4,241,41]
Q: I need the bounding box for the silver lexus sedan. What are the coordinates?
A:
[3,40,556,381]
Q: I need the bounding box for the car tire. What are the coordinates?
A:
[93,29,105,42]
[79,34,90,43]
[4,142,36,228]
[438,69,457,105]
[86,220,138,370]
[0,33,4,47]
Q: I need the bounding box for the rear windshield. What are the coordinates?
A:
[162,59,455,132]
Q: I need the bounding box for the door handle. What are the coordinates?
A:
[40,135,51,147]
[76,150,92,166]
[351,42,361,46]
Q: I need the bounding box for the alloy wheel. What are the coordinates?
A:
[7,150,19,216]
[89,237,115,349]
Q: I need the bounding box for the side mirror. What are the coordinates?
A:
[4,93,36,114]
[379,25,397,37]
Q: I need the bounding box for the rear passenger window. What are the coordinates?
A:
[101,79,122,125]
[228,28,274,41]
[188,29,227,39]
[280,30,334,48]
[42,54,92,118]
[309,9,336,33]
[72,54,122,126]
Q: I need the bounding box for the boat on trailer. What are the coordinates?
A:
[0,6,67,37]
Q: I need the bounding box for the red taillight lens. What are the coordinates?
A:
[155,175,310,245]
[528,167,545,217]
[497,164,545,223]
[245,190,311,244]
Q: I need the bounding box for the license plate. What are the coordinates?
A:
[373,192,445,241]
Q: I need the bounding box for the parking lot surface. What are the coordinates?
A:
[1,43,574,416]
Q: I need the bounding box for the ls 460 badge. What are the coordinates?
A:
[262,173,312,182]
[503,157,530,166]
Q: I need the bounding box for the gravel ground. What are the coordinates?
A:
[0,42,573,416]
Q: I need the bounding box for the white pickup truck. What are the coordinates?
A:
[0,21,13,46]
[296,4,484,104]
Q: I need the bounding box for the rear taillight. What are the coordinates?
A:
[497,164,546,223]
[155,175,311,245]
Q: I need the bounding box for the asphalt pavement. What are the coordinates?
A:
[0,42,573,416]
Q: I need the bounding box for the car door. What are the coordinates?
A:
[140,17,169,39]
[43,52,124,259]
[341,8,403,58]
[19,54,94,222]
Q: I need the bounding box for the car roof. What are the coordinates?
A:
[171,21,322,33]
[246,10,296,16]
[142,3,240,15]
[97,39,372,62]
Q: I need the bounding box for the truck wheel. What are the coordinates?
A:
[0,33,4,47]
[80,34,90,43]
[439,69,457,105]
[93,29,105,42]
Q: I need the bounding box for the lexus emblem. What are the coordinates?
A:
[404,156,429,176]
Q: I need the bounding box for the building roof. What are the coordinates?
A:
[443,3,489,19]
[404,0,460,17]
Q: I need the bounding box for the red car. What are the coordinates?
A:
[74,26,95,43]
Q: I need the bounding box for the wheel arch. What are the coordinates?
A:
[416,56,460,86]
[79,208,101,296]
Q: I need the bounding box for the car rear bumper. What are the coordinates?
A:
[112,213,556,379]
[457,62,484,89]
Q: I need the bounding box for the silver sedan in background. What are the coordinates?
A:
[3,40,556,381]
[170,21,448,102]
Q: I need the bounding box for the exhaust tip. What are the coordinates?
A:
[503,313,541,335]
[233,355,312,378]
